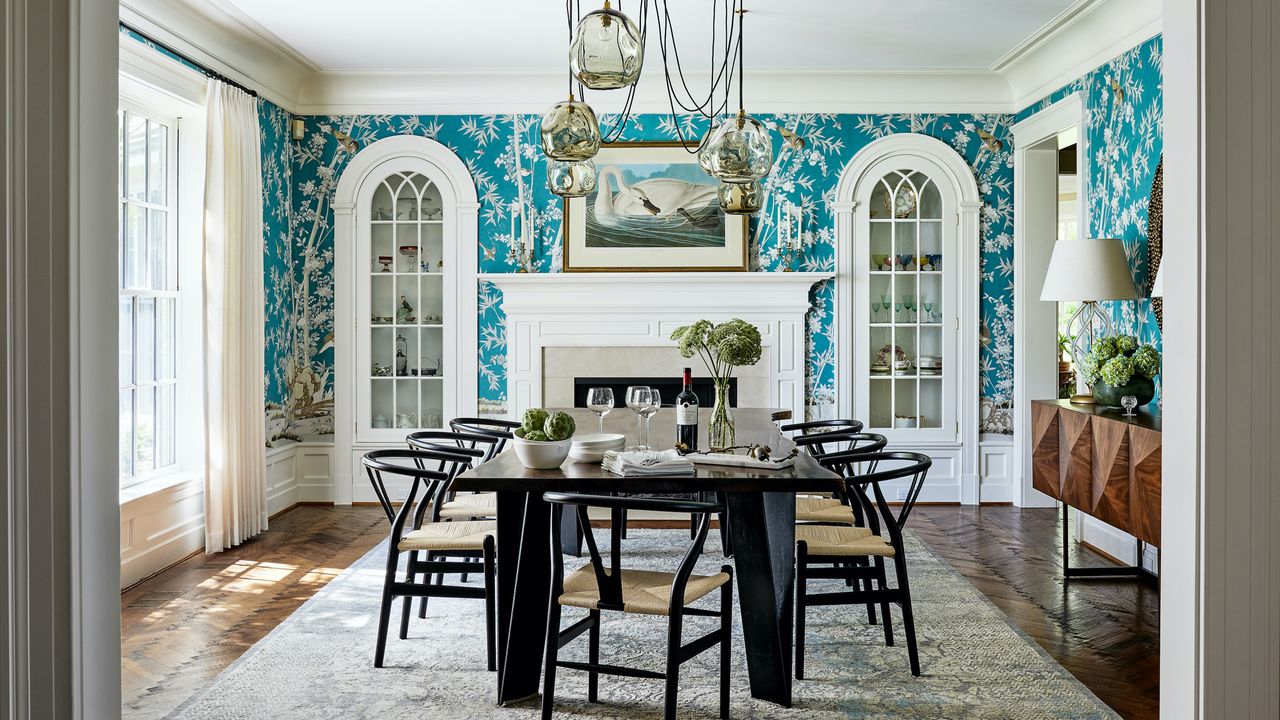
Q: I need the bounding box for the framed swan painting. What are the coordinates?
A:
[562,141,750,272]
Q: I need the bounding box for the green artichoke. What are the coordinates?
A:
[513,426,527,439]
[543,411,576,441]
[520,408,550,434]
[523,430,549,442]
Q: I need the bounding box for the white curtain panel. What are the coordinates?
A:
[202,80,267,553]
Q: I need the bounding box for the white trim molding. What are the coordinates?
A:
[333,135,479,505]
[479,272,831,426]
[1010,92,1089,508]
[832,133,982,504]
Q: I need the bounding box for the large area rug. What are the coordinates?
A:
[168,530,1118,719]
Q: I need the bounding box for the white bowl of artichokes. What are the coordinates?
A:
[512,408,576,470]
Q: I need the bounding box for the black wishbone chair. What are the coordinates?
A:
[541,494,733,720]
[792,433,888,525]
[448,417,521,461]
[780,419,865,456]
[795,452,932,679]
[363,450,497,671]
[407,430,496,520]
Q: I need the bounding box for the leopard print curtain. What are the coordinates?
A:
[1147,157,1164,329]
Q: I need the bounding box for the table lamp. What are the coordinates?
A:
[1040,238,1139,403]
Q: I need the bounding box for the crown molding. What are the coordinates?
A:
[296,68,1014,116]
[119,0,311,111]
[996,0,1162,111]
[127,0,1160,117]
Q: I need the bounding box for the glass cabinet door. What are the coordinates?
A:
[363,170,448,435]
[861,167,953,439]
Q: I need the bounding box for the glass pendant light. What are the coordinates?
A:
[718,180,762,215]
[547,158,598,198]
[539,96,601,162]
[701,110,773,184]
[570,1,643,90]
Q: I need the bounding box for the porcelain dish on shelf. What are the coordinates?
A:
[513,437,573,469]
[569,433,626,463]
[876,344,907,367]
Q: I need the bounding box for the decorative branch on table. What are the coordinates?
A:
[670,318,763,450]
[674,442,798,463]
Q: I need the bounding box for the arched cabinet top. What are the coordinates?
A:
[333,135,479,212]
[833,133,980,211]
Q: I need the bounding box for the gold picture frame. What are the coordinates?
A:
[562,141,750,272]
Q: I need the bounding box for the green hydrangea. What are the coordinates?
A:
[523,430,549,442]
[1132,345,1161,378]
[708,319,763,367]
[1100,355,1135,386]
[1115,335,1138,354]
[670,320,713,359]
[1092,336,1119,361]
[543,411,576,441]
[520,408,549,434]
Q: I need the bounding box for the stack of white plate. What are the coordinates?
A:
[569,433,627,464]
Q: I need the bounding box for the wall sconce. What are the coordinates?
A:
[776,200,804,272]
[509,199,533,273]
[290,118,305,141]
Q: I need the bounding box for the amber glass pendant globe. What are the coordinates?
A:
[701,112,774,184]
[570,2,643,90]
[547,158,598,198]
[540,98,601,162]
[718,180,763,215]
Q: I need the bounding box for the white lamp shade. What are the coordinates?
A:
[1039,238,1140,302]
[1150,260,1164,298]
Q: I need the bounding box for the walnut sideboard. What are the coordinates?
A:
[1031,399,1161,549]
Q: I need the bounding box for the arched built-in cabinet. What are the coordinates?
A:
[833,134,981,503]
[333,136,479,503]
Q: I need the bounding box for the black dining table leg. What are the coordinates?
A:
[494,490,550,705]
[725,490,796,707]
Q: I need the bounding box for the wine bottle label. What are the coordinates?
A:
[676,402,698,425]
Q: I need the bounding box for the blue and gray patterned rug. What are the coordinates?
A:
[168,530,1118,719]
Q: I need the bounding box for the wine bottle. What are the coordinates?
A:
[675,367,699,451]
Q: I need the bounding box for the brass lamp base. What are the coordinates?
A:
[1069,393,1097,405]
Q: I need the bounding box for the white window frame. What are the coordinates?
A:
[118,46,207,493]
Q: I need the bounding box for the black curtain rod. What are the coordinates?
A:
[121,22,260,99]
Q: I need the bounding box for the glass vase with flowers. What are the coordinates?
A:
[670,318,763,450]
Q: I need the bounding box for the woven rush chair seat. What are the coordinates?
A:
[559,567,731,617]
[795,496,856,524]
[398,520,496,552]
[438,492,497,519]
[795,525,895,558]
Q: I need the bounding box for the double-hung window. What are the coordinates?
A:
[118,103,180,486]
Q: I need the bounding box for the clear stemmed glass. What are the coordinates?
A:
[870,300,882,323]
[638,388,662,451]
[626,386,653,450]
[587,387,614,435]
[922,298,935,324]
[1121,395,1138,417]
[894,298,904,323]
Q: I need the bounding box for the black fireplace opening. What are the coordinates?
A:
[573,376,737,409]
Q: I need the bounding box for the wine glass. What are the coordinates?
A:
[626,386,654,450]
[894,298,904,323]
[903,295,916,323]
[1121,395,1138,417]
[870,300,882,323]
[922,298,935,324]
[586,387,614,435]
[639,388,662,451]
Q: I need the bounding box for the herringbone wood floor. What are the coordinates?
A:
[120,504,1157,719]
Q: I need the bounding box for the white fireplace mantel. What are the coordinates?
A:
[479,272,833,421]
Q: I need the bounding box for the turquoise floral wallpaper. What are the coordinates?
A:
[281,111,1019,434]
[261,99,300,440]
[1017,34,1164,405]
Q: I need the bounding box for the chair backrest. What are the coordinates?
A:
[784,419,866,456]
[838,452,932,549]
[362,449,468,524]
[449,417,521,460]
[406,430,488,476]
[542,492,723,615]
[798,432,887,470]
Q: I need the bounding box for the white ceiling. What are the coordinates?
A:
[213,0,1080,72]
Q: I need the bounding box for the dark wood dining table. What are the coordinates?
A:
[451,407,842,708]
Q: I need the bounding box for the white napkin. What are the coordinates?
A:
[601,449,696,477]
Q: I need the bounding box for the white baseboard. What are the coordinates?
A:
[1076,513,1140,567]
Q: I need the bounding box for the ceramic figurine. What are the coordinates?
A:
[396,296,415,324]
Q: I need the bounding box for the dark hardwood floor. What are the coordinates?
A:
[912,506,1159,720]
[120,504,1158,719]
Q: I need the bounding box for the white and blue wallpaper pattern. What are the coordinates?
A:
[275,111,1020,435]
[1017,34,1164,405]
